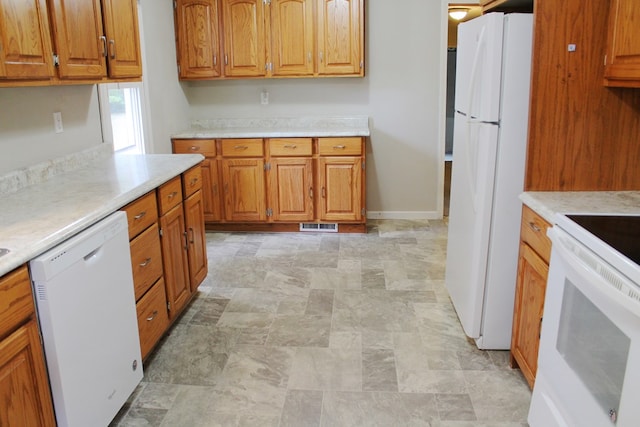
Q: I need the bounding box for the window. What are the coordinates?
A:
[98,82,147,154]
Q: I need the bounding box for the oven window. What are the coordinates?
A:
[557,279,630,423]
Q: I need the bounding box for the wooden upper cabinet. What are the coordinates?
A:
[101,0,142,78]
[0,0,55,80]
[270,0,314,76]
[604,0,640,87]
[48,0,107,79]
[222,0,266,77]
[316,0,363,76]
[176,0,222,79]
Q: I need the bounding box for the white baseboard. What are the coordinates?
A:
[366,211,442,220]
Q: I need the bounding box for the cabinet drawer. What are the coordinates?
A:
[269,138,312,156]
[520,205,552,263]
[173,139,216,156]
[136,278,169,360]
[130,223,163,300]
[221,139,264,157]
[0,266,34,339]
[157,176,183,216]
[122,192,158,240]
[183,165,202,198]
[318,137,363,156]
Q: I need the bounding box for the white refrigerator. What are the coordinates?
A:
[445,13,533,350]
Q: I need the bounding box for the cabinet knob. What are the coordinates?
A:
[190,146,199,151]
[134,211,147,220]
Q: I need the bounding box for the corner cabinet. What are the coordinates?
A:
[510,205,551,389]
[174,0,364,80]
[604,0,640,87]
[172,136,367,232]
[0,266,56,427]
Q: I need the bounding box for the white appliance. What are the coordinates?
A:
[30,211,143,427]
[529,214,640,427]
[445,12,533,349]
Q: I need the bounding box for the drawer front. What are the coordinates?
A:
[122,192,158,240]
[136,278,169,360]
[157,176,183,216]
[182,165,202,198]
[520,205,552,263]
[130,223,163,300]
[0,266,34,339]
[269,138,312,156]
[172,139,216,156]
[318,137,363,156]
[221,139,264,157]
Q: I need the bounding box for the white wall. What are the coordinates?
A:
[0,85,103,175]
[144,0,449,218]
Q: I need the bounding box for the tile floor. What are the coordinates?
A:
[111,220,531,427]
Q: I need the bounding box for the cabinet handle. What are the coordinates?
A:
[234,145,248,150]
[322,187,326,198]
[225,55,228,65]
[100,36,107,57]
[528,222,541,233]
[319,51,323,63]
[139,257,152,267]
[168,191,178,200]
[308,51,312,63]
[309,187,313,199]
[189,227,195,244]
[146,310,158,322]
[283,144,297,149]
[134,211,147,220]
[214,54,217,66]
[333,145,346,150]
[190,177,199,187]
[539,316,543,338]
[183,231,189,250]
[190,146,200,151]
[109,39,116,59]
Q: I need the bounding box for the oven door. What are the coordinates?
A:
[529,226,640,427]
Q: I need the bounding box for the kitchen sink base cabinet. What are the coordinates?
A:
[173,137,367,233]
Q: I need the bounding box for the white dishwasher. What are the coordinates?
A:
[30,211,143,427]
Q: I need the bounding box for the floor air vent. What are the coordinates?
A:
[299,223,338,232]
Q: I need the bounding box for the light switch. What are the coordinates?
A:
[53,112,64,133]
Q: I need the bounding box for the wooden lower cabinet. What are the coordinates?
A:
[269,157,314,222]
[159,202,191,319]
[317,156,363,221]
[0,266,55,427]
[135,278,170,359]
[222,158,267,222]
[510,205,552,389]
[184,190,208,291]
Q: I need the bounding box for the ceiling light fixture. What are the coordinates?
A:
[448,8,469,21]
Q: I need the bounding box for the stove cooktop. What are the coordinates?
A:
[566,214,640,266]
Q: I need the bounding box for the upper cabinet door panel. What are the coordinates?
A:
[48,0,107,79]
[605,0,640,86]
[176,0,221,79]
[270,0,314,76]
[316,0,363,76]
[222,0,266,77]
[101,0,142,78]
[0,0,55,80]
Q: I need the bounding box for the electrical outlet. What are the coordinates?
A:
[261,90,269,105]
[53,112,64,133]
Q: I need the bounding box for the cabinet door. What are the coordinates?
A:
[270,0,314,76]
[202,158,223,221]
[318,156,362,221]
[184,190,208,291]
[0,320,56,427]
[316,0,363,76]
[604,0,640,86]
[159,204,191,320]
[510,242,548,389]
[48,0,107,79]
[222,158,267,221]
[222,0,266,77]
[101,0,142,78]
[176,0,222,79]
[0,0,55,80]
[269,157,314,221]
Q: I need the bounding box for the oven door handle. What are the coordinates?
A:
[550,227,640,319]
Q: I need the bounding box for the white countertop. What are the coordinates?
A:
[0,153,203,276]
[520,191,640,224]
[172,116,370,139]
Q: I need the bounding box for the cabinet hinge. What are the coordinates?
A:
[362,160,365,170]
[263,0,271,4]
[266,208,273,217]
[177,64,181,75]
[173,0,177,9]
[159,228,164,237]
[361,208,366,216]
[264,62,273,71]
[167,301,171,311]
[360,60,364,69]
[604,54,607,66]
[264,162,271,171]
[53,54,59,66]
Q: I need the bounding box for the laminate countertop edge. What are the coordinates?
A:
[0,153,204,277]
[520,191,640,225]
